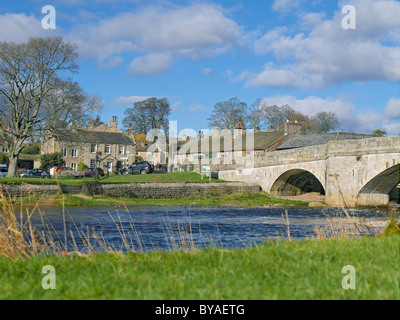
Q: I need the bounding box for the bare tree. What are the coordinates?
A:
[291,112,318,134]
[313,112,339,133]
[261,103,295,131]
[246,98,266,130]
[122,97,171,135]
[207,97,247,130]
[0,37,99,177]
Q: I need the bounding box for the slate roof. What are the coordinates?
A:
[177,131,286,153]
[58,129,134,145]
[277,132,375,150]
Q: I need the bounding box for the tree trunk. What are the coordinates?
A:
[6,155,18,177]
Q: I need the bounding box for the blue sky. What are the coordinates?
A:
[1,0,399,135]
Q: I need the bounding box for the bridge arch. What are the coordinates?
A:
[358,164,399,205]
[270,169,325,196]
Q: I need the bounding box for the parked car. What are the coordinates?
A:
[120,161,154,175]
[0,167,8,177]
[84,168,105,178]
[55,166,72,173]
[19,168,51,179]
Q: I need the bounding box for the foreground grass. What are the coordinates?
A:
[13,192,309,208]
[0,235,398,300]
[0,172,226,186]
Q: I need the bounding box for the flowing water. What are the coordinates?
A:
[27,205,389,253]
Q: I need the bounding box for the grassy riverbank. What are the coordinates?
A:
[0,172,225,185]
[8,192,310,208]
[0,235,398,300]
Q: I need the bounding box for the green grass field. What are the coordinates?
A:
[0,172,225,185]
[0,235,398,299]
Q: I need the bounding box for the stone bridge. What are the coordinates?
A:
[213,136,400,207]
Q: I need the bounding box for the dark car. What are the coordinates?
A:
[0,167,8,177]
[84,168,105,177]
[120,161,154,175]
[19,168,50,179]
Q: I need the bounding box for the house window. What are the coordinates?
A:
[105,145,110,154]
[61,148,67,157]
[119,145,125,155]
[90,159,96,168]
[2,147,8,153]
[71,149,78,158]
[71,163,77,170]
[91,144,97,153]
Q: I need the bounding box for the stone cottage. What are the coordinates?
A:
[41,116,135,173]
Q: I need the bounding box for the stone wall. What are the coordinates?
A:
[0,184,60,197]
[0,182,261,199]
[102,183,260,198]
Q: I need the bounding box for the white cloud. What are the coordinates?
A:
[186,104,206,113]
[262,95,354,118]
[261,95,400,135]
[384,98,400,119]
[113,96,151,104]
[0,13,56,42]
[201,67,215,76]
[127,53,173,76]
[246,0,400,89]
[272,0,302,14]
[241,64,306,88]
[65,3,242,75]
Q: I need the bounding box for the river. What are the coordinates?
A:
[27,205,389,253]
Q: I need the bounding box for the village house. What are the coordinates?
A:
[41,116,136,173]
[135,141,167,165]
[171,121,302,169]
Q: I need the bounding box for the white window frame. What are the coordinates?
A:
[119,145,125,155]
[71,163,77,170]
[105,145,110,154]
[71,149,78,158]
[91,144,97,153]
[61,148,67,157]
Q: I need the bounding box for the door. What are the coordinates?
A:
[106,162,113,173]
[130,163,139,174]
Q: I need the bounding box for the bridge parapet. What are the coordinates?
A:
[212,136,400,172]
[326,136,400,157]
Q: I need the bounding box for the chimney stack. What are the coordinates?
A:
[284,121,302,136]
[233,122,246,138]
[128,123,133,135]
[110,116,117,129]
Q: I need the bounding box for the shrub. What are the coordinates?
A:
[40,152,64,169]
[0,153,9,164]
[20,144,40,155]
[81,181,103,196]
[78,162,87,171]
